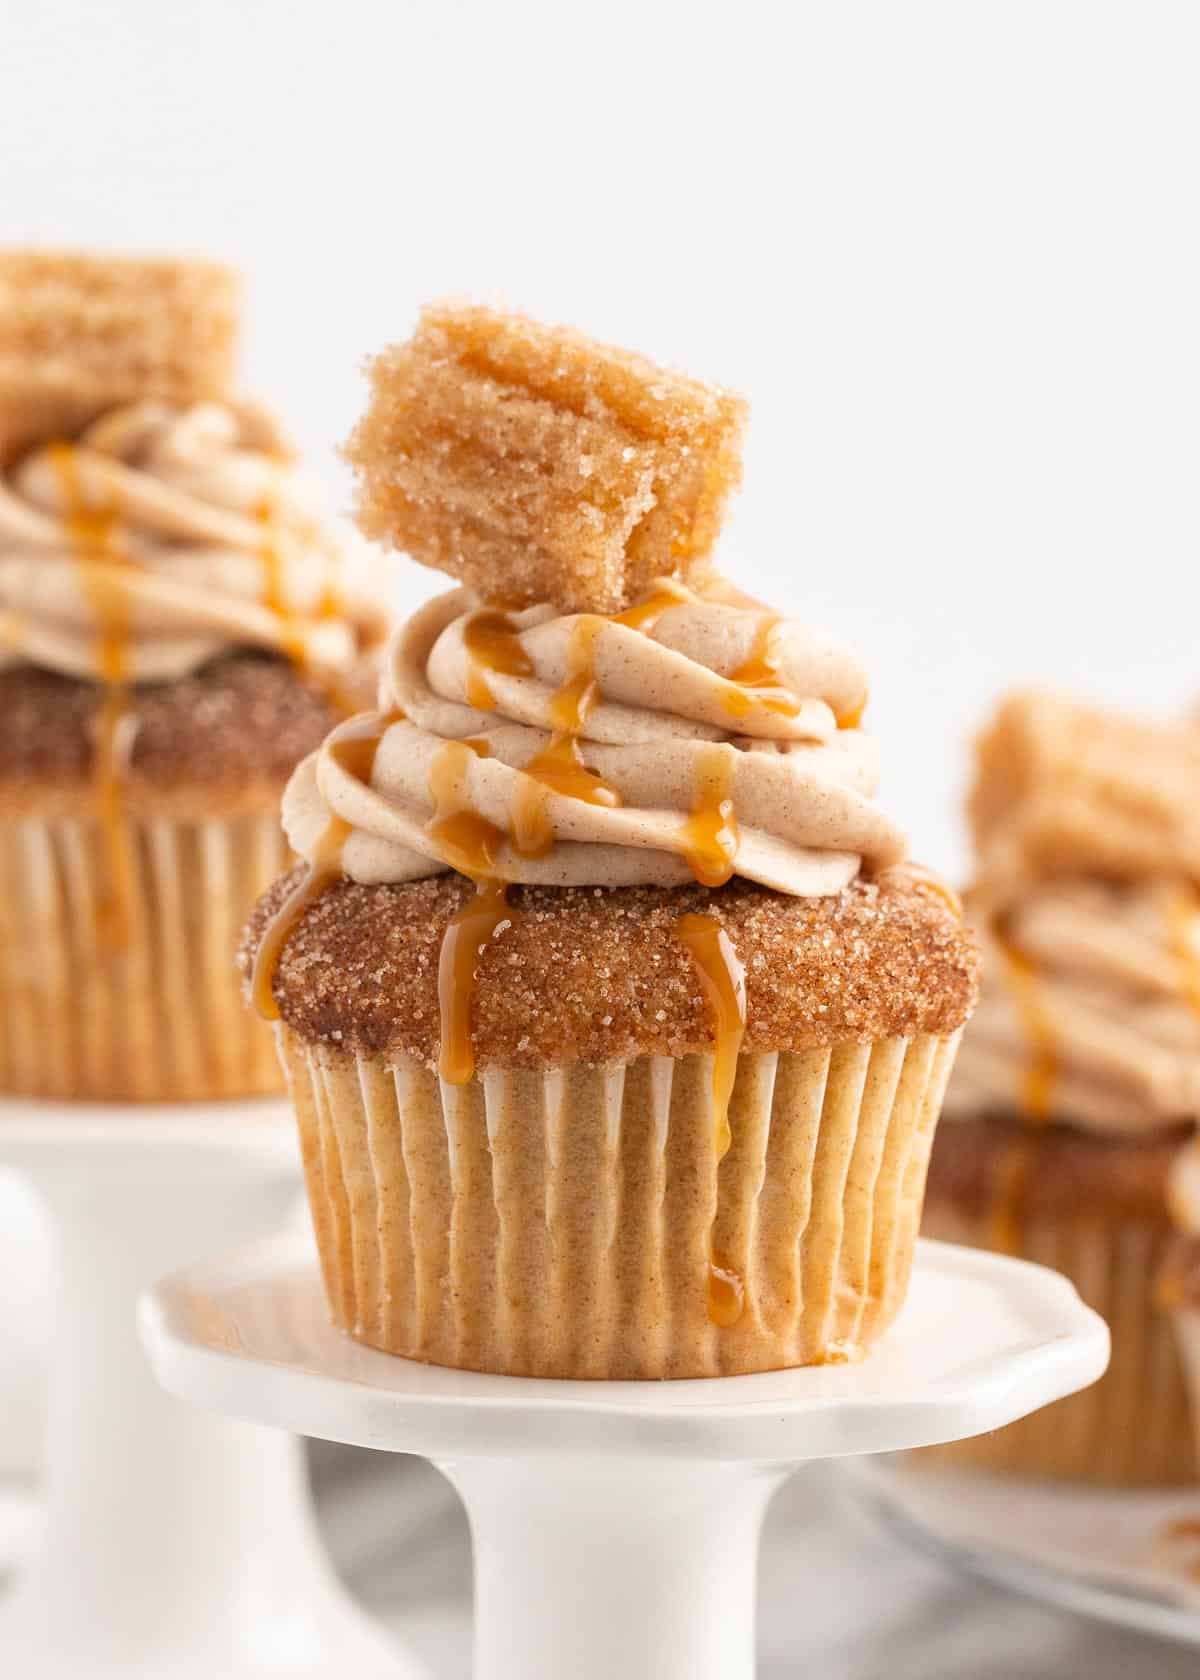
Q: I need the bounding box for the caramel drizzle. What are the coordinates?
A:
[677,911,748,1327]
[1161,1517,1200,1584]
[611,577,693,632]
[680,744,740,888]
[1000,938,1058,1124]
[48,444,136,947]
[251,708,402,1019]
[511,615,621,859]
[990,933,1057,1254]
[426,740,514,1085]
[256,497,359,718]
[462,608,533,711]
[1169,886,1200,1018]
[722,614,801,721]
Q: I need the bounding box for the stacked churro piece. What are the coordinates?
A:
[345,301,748,614]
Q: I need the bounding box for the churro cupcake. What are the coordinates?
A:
[0,249,385,1101]
[1164,1140,1200,1474]
[925,690,1200,1482]
[241,304,978,1379]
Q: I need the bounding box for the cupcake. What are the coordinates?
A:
[925,690,1200,1482]
[1165,1140,1200,1474]
[242,303,978,1379]
[0,250,385,1101]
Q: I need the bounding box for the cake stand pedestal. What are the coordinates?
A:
[141,1232,1110,1680]
[0,1098,422,1680]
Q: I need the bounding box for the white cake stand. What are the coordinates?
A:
[0,1097,424,1680]
[140,1231,1110,1680]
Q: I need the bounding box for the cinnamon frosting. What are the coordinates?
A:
[0,398,375,684]
[281,584,908,898]
[948,879,1200,1134]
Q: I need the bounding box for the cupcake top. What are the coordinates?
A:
[946,690,1200,1135]
[0,397,378,686]
[249,304,977,1079]
[0,249,387,821]
[0,249,383,690]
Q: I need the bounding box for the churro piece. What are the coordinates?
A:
[970,689,1200,889]
[0,249,241,461]
[344,302,747,613]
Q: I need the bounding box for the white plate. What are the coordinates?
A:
[849,1459,1200,1649]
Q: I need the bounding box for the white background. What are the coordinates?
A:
[4,0,1200,879]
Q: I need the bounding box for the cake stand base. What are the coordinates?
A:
[141,1232,1110,1680]
[0,1099,423,1679]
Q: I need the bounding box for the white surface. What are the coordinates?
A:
[0,1098,423,1680]
[140,1235,1107,1680]
[6,4,1200,879]
[849,1462,1200,1648]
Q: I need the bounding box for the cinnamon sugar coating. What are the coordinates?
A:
[0,653,374,819]
[241,868,979,1070]
[926,1112,1188,1225]
[0,249,240,463]
[970,689,1200,890]
[343,302,747,613]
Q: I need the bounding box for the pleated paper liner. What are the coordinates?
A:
[918,1202,1192,1485]
[278,1027,961,1380]
[0,811,290,1101]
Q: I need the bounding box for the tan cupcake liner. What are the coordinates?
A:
[278,1027,961,1380]
[0,811,289,1101]
[920,1199,1192,1485]
[1173,1307,1200,1478]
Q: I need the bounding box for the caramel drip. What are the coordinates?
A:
[611,578,692,632]
[680,744,740,887]
[1000,939,1058,1123]
[990,933,1057,1253]
[462,608,533,711]
[512,615,622,858]
[1161,1516,1200,1583]
[1169,886,1200,1017]
[426,739,508,879]
[722,615,801,721]
[48,443,135,946]
[251,709,402,1019]
[677,912,748,1327]
[252,816,349,1021]
[256,496,307,667]
[837,699,867,731]
[437,879,512,1085]
[707,1258,746,1329]
[427,740,517,1084]
[256,500,359,718]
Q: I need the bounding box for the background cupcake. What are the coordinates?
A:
[0,249,385,1101]
[925,689,1200,1483]
[1165,1138,1200,1475]
[242,304,979,1379]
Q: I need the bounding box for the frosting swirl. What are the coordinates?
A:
[946,879,1200,1134]
[0,399,373,683]
[281,585,907,897]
